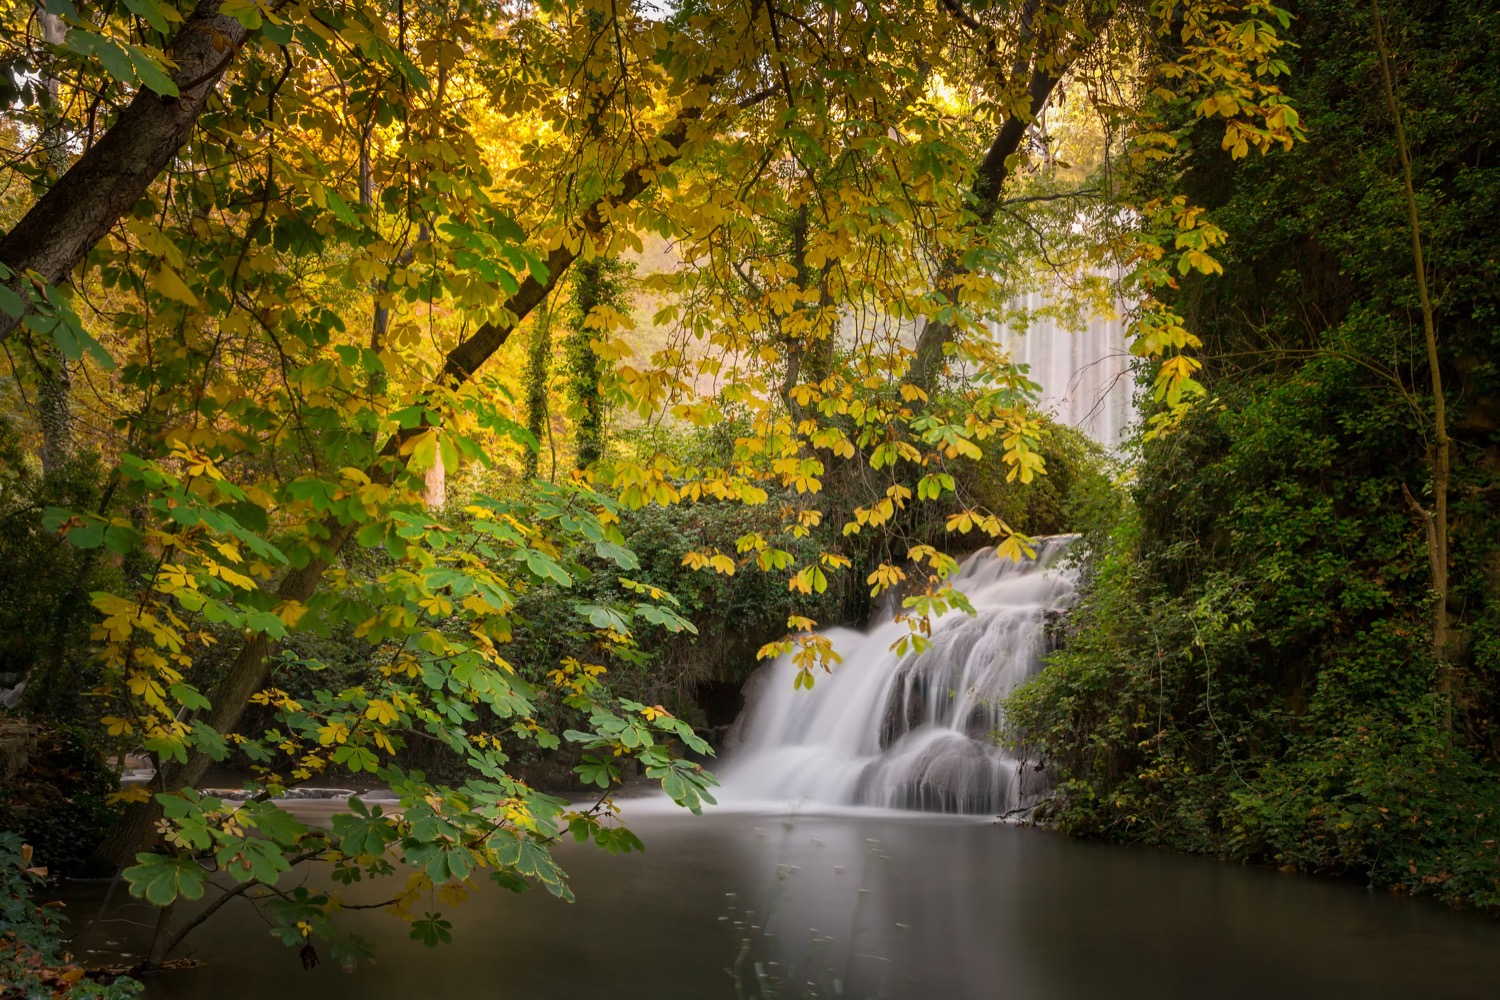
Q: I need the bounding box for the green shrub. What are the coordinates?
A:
[0,725,122,878]
[0,832,141,998]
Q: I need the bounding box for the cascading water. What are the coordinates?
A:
[992,290,1137,451]
[719,537,1079,814]
[716,290,1130,814]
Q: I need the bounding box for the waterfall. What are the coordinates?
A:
[992,290,1136,450]
[715,290,1131,815]
[718,537,1079,814]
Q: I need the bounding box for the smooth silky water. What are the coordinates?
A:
[56,804,1500,999]
[718,538,1079,815]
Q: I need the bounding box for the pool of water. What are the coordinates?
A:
[57,802,1500,999]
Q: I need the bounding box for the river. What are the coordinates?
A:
[59,800,1500,999]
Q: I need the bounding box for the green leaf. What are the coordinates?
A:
[574,602,629,633]
[216,837,291,884]
[123,0,181,33]
[325,189,359,226]
[356,521,390,548]
[190,722,230,761]
[123,854,209,906]
[102,522,142,554]
[333,807,398,858]
[635,603,697,635]
[261,19,293,45]
[218,499,270,533]
[404,840,472,884]
[520,548,571,586]
[575,755,616,788]
[409,912,452,947]
[593,540,640,570]
[24,284,114,369]
[491,832,564,888]
[0,284,23,318]
[64,519,106,549]
[76,34,134,88]
[242,801,309,847]
[169,683,211,712]
[220,0,262,29]
[242,610,289,639]
[331,744,379,773]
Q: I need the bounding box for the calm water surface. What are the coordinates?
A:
[60,803,1500,999]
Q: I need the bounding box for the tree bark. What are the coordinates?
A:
[0,1,256,338]
[523,304,554,480]
[567,258,610,470]
[1374,1,1452,723]
[34,4,73,473]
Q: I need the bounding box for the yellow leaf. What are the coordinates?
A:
[102,715,134,736]
[276,600,308,628]
[152,265,199,306]
[365,700,400,726]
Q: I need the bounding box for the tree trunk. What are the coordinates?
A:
[140,900,176,971]
[0,1,255,338]
[34,4,72,473]
[1374,0,1452,723]
[523,306,553,480]
[567,259,610,470]
[422,448,446,508]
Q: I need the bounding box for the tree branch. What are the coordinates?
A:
[94,71,753,871]
[0,0,268,338]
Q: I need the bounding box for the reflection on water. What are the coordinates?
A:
[56,804,1500,999]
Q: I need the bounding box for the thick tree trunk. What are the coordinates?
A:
[0,1,255,338]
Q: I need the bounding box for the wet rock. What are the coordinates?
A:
[0,718,36,780]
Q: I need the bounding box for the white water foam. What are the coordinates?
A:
[717,537,1078,815]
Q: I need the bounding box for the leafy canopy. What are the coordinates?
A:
[0,0,1298,963]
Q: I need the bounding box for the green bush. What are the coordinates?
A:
[0,832,141,998]
[1007,383,1500,908]
[0,420,123,720]
[1006,0,1500,908]
[0,725,122,878]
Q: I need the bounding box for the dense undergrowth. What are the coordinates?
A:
[0,833,140,998]
[1007,0,1500,908]
[0,400,1101,863]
